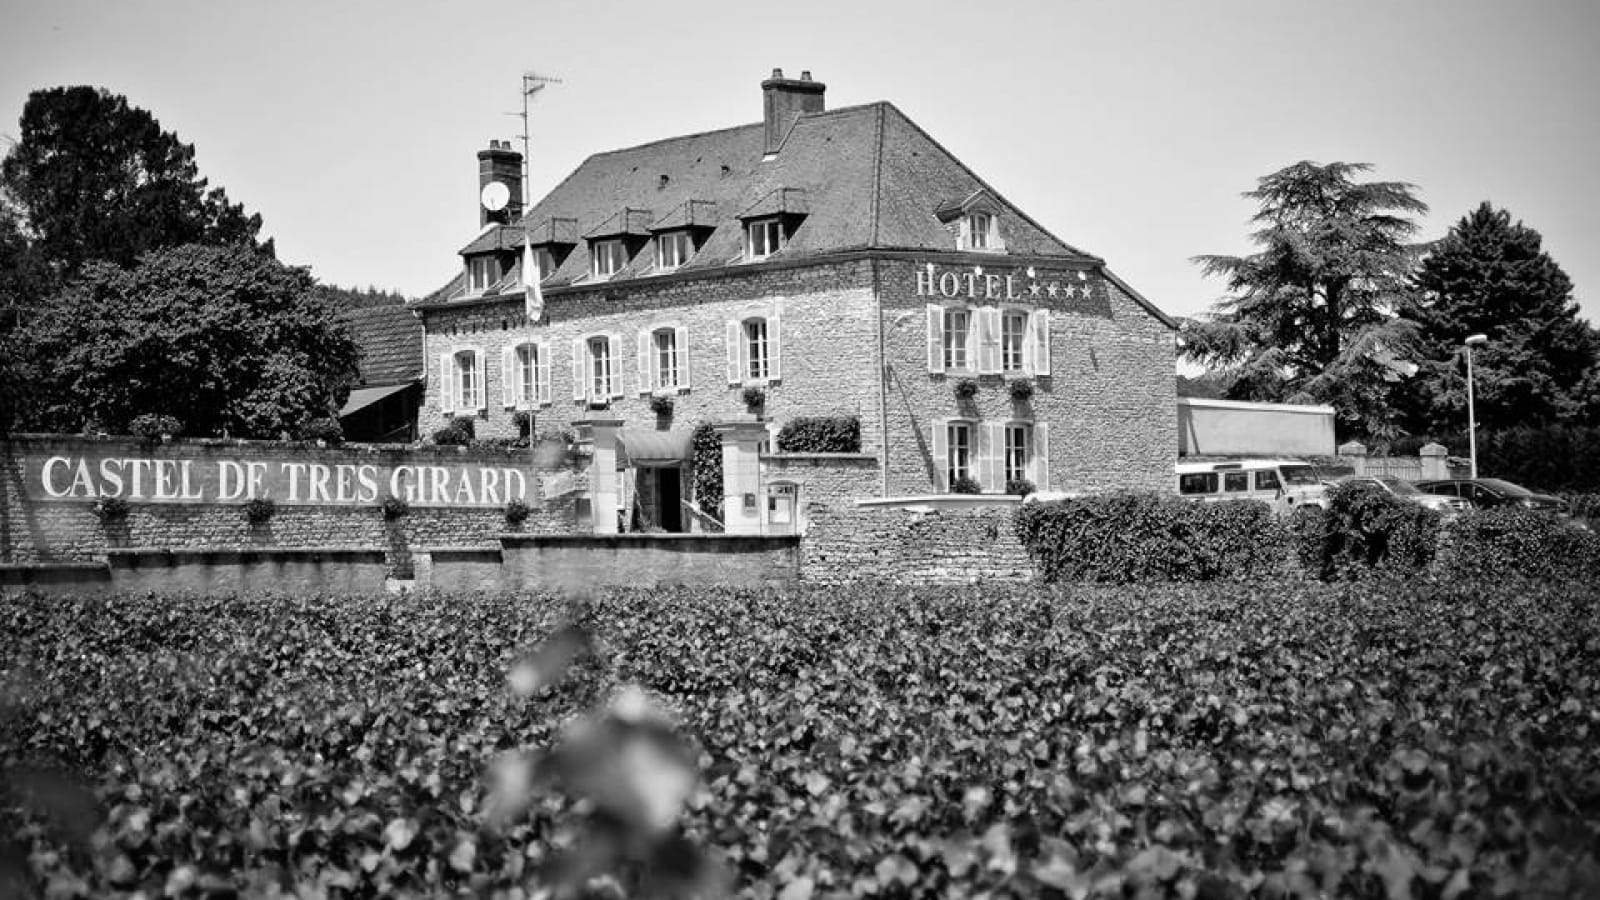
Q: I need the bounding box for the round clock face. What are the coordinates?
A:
[481,181,511,212]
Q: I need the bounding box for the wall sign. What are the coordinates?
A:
[914,263,1098,304]
[22,450,530,508]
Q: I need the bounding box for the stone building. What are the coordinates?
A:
[413,69,1177,531]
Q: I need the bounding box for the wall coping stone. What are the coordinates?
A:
[764,453,878,463]
[856,495,1022,511]
[501,533,799,550]
[105,547,388,567]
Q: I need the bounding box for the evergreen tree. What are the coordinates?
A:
[1405,202,1598,433]
[0,86,268,279]
[14,244,358,438]
[1181,161,1428,440]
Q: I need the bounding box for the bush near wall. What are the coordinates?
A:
[690,422,722,523]
[1295,482,1440,580]
[1437,507,1600,582]
[775,416,861,453]
[1014,492,1287,583]
[3,583,1597,897]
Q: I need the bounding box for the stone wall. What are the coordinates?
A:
[0,436,576,564]
[878,257,1177,496]
[801,501,1034,585]
[498,534,801,591]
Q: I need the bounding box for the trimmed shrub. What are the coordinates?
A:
[433,417,475,446]
[296,417,343,445]
[129,413,182,446]
[1438,507,1600,581]
[775,416,861,453]
[243,497,276,525]
[380,494,410,520]
[950,475,982,494]
[1013,492,1287,583]
[504,498,531,527]
[1298,482,1440,579]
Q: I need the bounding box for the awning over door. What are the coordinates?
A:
[338,383,414,418]
[617,428,694,467]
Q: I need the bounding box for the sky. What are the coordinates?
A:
[3,0,1598,326]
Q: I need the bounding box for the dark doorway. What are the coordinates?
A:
[657,468,683,532]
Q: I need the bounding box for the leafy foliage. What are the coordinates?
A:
[295,416,344,445]
[1437,507,1600,581]
[432,417,475,446]
[0,86,267,279]
[3,583,1597,897]
[691,422,723,524]
[740,386,765,411]
[1015,492,1287,583]
[649,394,674,417]
[380,494,410,520]
[504,498,531,527]
[1182,161,1428,440]
[1403,202,1599,433]
[950,474,982,494]
[242,497,276,525]
[127,413,182,445]
[89,496,128,521]
[1006,379,1034,403]
[775,416,861,453]
[1004,478,1035,497]
[953,378,979,400]
[12,244,358,437]
[1295,481,1439,579]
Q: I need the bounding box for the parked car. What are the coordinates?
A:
[1174,459,1329,511]
[1330,475,1470,514]
[1414,478,1570,513]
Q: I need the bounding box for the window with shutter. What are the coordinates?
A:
[942,308,971,371]
[652,327,681,391]
[535,340,553,406]
[946,421,974,490]
[1030,309,1051,376]
[515,343,538,409]
[1001,310,1028,373]
[438,351,456,414]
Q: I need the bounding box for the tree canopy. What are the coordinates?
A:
[1181,161,1429,440]
[13,243,358,438]
[0,86,267,283]
[1402,202,1598,433]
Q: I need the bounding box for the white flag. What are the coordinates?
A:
[522,230,544,322]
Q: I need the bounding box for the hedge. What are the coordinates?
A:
[1293,482,1440,580]
[1438,507,1600,582]
[1014,492,1287,583]
[3,583,1596,897]
[775,416,861,453]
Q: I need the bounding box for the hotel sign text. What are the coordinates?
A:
[914,263,1100,304]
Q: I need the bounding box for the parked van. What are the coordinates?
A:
[1174,459,1330,512]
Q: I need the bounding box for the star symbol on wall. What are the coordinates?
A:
[1029,282,1041,297]
[1046,283,1059,298]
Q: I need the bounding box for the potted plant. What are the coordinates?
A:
[1007,380,1035,403]
[742,386,766,415]
[953,378,979,401]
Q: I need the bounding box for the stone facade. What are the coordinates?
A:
[801,503,1033,585]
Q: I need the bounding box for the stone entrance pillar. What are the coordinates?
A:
[575,417,625,534]
[714,416,770,535]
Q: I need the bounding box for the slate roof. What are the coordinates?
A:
[341,305,424,386]
[420,100,1157,317]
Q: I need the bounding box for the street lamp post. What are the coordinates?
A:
[1464,334,1488,479]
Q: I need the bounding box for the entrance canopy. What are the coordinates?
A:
[617,428,694,468]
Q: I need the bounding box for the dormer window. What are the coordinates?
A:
[965,212,996,250]
[467,256,501,293]
[656,231,694,270]
[529,247,556,281]
[747,218,784,260]
[591,239,628,279]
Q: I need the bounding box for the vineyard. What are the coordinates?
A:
[3,581,1598,898]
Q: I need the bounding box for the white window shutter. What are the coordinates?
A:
[1031,309,1052,377]
[438,351,455,414]
[926,304,945,374]
[675,325,691,390]
[608,332,624,398]
[725,320,740,385]
[474,351,487,412]
[977,421,998,492]
[571,337,586,402]
[978,307,1001,375]
[768,301,783,382]
[957,217,971,250]
[1033,422,1050,491]
[990,215,1006,252]
[931,418,950,493]
[536,341,553,406]
[501,346,517,409]
[636,330,653,395]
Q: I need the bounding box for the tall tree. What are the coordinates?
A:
[0,86,267,279]
[1181,161,1428,440]
[14,243,358,438]
[1403,202,1599,433]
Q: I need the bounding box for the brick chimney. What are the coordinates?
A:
[761,69,826,156]
[477,140,524,227]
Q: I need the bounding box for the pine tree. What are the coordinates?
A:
[1181,161,1428,440]
[1405,202,1599,433]
[0,86,268,278]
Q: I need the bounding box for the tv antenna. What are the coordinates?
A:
[508,72,562,207]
